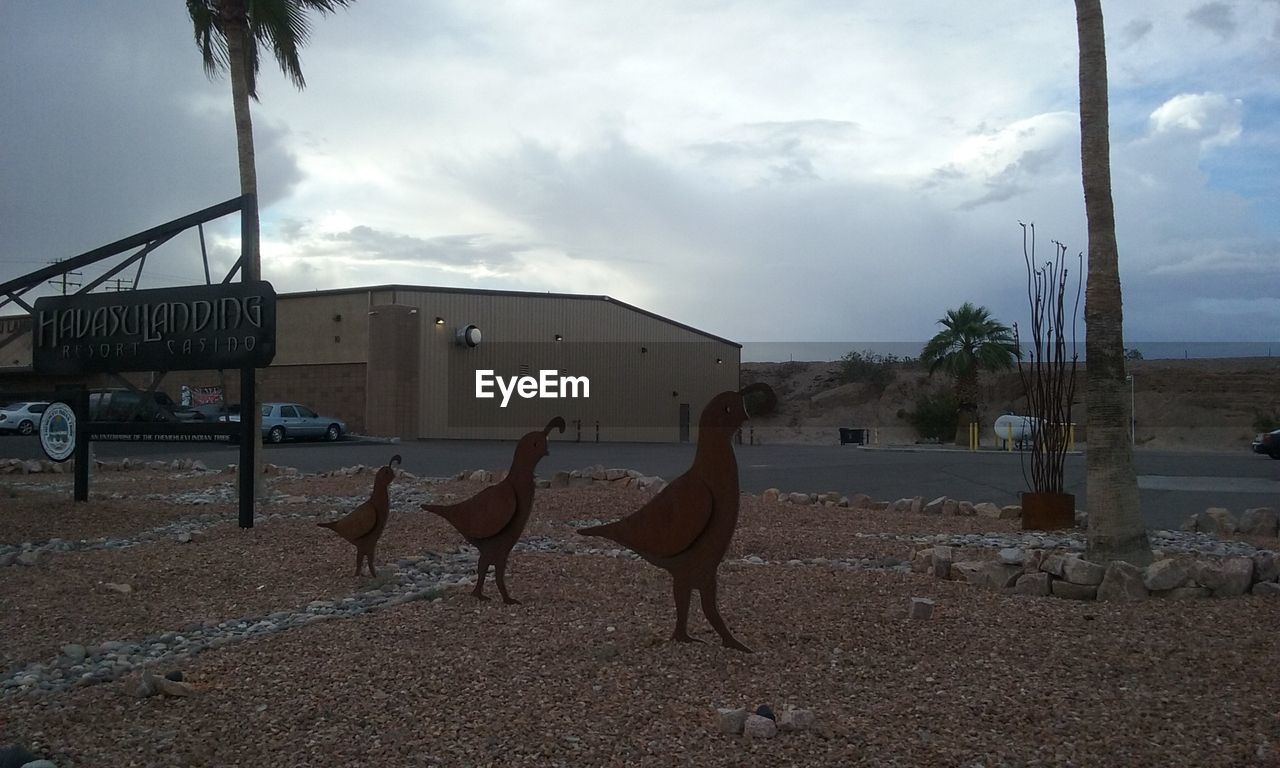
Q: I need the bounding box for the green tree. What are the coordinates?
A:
[1074,0,1152,566]
[920,303,1017,445]
[188,0,352,501]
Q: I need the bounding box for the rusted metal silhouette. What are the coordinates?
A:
[318,454,401,577]
[422,417,565,604]
[577,384,776,653]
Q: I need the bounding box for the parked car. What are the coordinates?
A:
[89,388,182,423]
[183,403,239,421]
[0,401,50,435]
[1253,429,1280,459]
[221,402,346,443]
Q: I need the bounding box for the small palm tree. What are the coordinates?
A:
[920,303,1017,444]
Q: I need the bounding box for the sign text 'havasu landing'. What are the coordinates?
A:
[32,282,277,374]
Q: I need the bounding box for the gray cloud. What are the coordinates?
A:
[1121,18,1154,45]
[1187,2,1237,40]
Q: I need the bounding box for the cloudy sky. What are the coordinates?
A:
[2,1,1278,358]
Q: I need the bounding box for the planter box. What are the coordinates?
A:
[1021,491,1075,530]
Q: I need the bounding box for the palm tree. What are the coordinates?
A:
[921,303,1018,445]
[188,0,352,509]
[1074,0,1152,566]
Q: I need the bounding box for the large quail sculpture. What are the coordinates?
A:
[422,417,565,604]
[318,454,401,577]
[577,384,775,652]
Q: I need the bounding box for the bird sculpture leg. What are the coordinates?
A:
[472,556,492,601]
[670,577,702,643]
[363,549,378,579]
[352,550,363,578]
[699,577,751,653]
[493,556,521,605]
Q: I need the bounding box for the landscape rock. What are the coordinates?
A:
[911,549,934,574]
[19,761,57,768]
[1040,553,1070,578]
[951,561,1021,591]
[761,488,780,503]
[1012,572,1051,596]
[777,708,816,731]
[931,546,954,580]
[743,714,778,739]
[923,496,947,515]
[1143,558,1193,591]
[847,493,871,509]
[0,745,38,768]
[103,582,133,594]
[956,501,976,517]
[15,551,39,567]
[0,552,15,567]
[1096,561,1149,601]
[1238,507,1278,537]
[755,704,776,721]
[1050,580,1098,600]
[136,670,194,698]
[715,707,748,735]
[551,471,571,488]
[1204,507,1239,536]
[1195,557,1254,597]
[996,547,1025,565]
[1061,557,1105,586]
[974,502,1002,519]
[909,597,934,619]
[1153,587,1211,600]
[941,499,959,516]
[788,492,812,506]
[1252,551,1280,582]
[61,643,87,663]
[999,505,1022,520]
[1252,581,1280,596]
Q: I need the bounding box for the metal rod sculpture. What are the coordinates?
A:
[317,454,401,577]
[577,384,776,653]
[422,417,565,604]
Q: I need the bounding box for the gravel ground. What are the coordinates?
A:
[2,469,1279,767]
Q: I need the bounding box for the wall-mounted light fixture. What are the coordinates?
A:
[640,346,648,354]
[434,316,445,325]
[333,313,343,322]
[409,308,419,315]
[554,334,563,342]
[671,390,679,398]
[368,310,379,316]
[716,358,723,364]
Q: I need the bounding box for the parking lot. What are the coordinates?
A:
[1,433,1276,531]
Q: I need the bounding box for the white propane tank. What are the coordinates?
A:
[993,414,1039,444]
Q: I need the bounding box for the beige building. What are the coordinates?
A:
[1,285,741,443]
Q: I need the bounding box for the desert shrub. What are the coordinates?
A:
[907,392,958,442]
[1254,411,1279,433]
[839,350,901,393]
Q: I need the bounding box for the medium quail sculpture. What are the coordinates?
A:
[577,384,774,652]
[421,417,565,604]
[317,454,401,577]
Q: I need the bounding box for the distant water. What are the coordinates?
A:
[740,341,1278,363]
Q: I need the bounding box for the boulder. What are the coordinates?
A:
[931,546,954,580]
[1050,580,1097,600]
[1251,551,1280,582]
[1022,549,1046,573]
[1061,557,1105,586]
[743,714,778,739]
[604,468,628,481]
[910,549,934,574]
[1252,582,1280,596]
[951,561,1021,591]
[1012,572,1051,596]
[1143,558,1192,591]
[1179,514,1200,532]
[15,551,39,567]
[1096,561,1149,601]
[1040,553,1070,578]
[1204,507,1239,536]
[1196,557,1254,597]
[777,708,816,731]
[761,488,780,503]
[941,499,960,516]
[974,502,1002,519]
[1239,508,1279,537]
[909,597,934,619]
[893,498,914,513]
[788,492,812,506]
[999,505,1022,520]
[847,493,872,509]
[551,471,571,488]
[923,496,947,515]
[997,547,1025,565]
[715,708,748,735]
[956,501,976,517]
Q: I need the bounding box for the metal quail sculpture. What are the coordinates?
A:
[577,384,776,653]
[421,417,565,604]
[317,454,401,577]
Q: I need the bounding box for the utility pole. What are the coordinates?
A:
[105,278,129,292]
[47,260,82,295]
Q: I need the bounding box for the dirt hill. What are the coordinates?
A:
[740,357,1280,450]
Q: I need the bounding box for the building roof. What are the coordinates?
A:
[279,283,742,348]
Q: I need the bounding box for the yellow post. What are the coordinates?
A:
[1068,423,1075,451]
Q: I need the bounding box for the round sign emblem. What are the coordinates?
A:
[40,402,76,462]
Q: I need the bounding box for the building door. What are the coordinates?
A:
[678,403,690,443]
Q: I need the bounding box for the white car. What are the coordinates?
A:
[0,401,50,435]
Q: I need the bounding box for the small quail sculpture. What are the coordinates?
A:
[318,454,401,577]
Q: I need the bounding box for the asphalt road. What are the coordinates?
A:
[2,435,1276,531]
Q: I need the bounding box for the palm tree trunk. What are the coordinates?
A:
[222,1,265,499]
[953,370,979,445]
[1075,0,1151,566]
